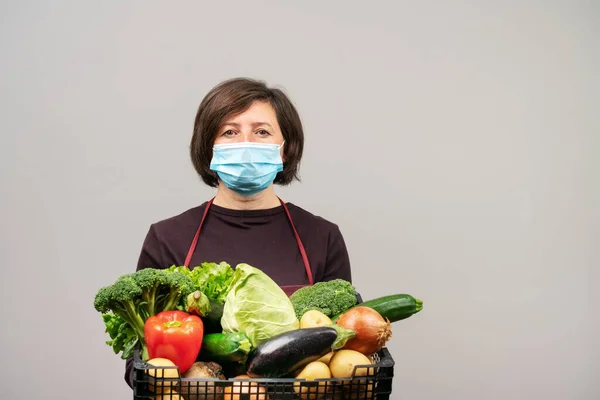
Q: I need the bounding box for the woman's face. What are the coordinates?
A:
[214,100,284,147]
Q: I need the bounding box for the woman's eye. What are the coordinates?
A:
[256,129,271,136]
[222,130,236,137]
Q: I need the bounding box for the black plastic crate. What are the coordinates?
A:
[132,347,395,400]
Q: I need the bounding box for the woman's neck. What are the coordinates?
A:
[212,183,282,210]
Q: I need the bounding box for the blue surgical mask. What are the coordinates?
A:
[209,141,285,197]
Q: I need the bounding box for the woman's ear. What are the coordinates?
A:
[280,144,287,163]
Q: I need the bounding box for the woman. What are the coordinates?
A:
[124,77,353,388]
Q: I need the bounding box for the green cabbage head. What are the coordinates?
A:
[221,263,299,347]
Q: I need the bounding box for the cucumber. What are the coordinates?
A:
[246,327,339,378]
[332,294,423,323]
[197,332,252,364]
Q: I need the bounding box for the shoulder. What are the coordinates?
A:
[286,202,352,283]
[285,203,342,235]
[148,203,208,237]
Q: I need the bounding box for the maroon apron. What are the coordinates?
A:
[182,197,314,296]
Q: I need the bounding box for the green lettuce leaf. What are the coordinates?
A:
[167,262,234,303]
[193,262,234,302]
[102,313,138,360]
[221,263,300,347]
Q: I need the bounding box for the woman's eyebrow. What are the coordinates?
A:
[252,122,273,129]
[222,122,273,129]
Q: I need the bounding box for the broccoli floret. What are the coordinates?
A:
[160,271,195,311]
[94,273,148,359]
[289,279,358,320]
[133,268,167,317]
[133,268,194,316]
[94,274,145,331]
[93,268,195,361]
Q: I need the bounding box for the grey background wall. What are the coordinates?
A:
[1,1,597,399]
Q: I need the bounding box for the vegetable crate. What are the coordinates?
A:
[132,347,395,400]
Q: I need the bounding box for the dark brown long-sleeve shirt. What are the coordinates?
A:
[124,201,353,388]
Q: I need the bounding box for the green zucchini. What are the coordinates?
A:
[197,332,252,364]
[332,294,423,323]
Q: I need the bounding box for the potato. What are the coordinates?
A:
[328,350,373,379]
[293,361,332,400]
[300,310,333,328]
[146,357,180,379]
[295,361,331,380]
[146,357,180,393]
[155,387,184,400]
[317,351,334,365]
[223,375,267,400]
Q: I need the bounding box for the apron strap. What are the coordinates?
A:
[183,198,214,268]
[278,198,314,286]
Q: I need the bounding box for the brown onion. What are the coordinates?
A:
[335,306,392,355]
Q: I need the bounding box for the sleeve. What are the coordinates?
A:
[322,225,353,283]
[124,357,134,390]
[135,225,164,271]
[124,225,163,390]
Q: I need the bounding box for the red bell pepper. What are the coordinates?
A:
[144,310,204,374]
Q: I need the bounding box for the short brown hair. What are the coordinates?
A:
[190,78,304,187]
